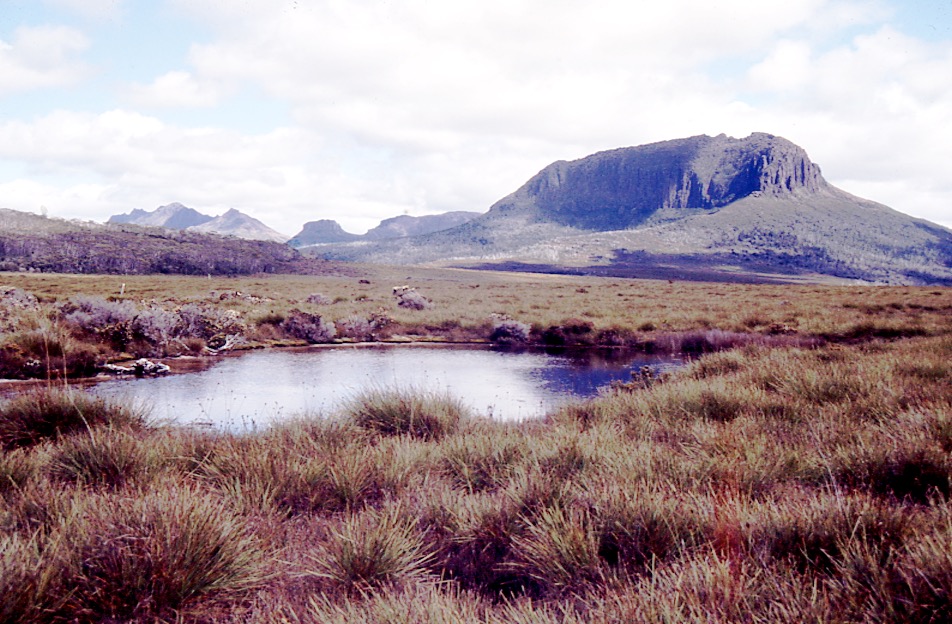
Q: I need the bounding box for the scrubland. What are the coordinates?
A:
[1,267,951,622]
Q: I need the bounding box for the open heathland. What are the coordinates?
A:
[0,268,950,621]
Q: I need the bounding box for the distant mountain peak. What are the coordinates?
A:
[186,208,289,243]
[108,203,213,229]
[288,211,481,248]
[288,220,361,246]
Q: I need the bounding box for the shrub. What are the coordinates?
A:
[345,388,468,440]
[0,389,148,450]
[336,315,377,341]
[490,317,530,346]
[175,303,245,341]
[280,309,337,343]
[0,327,102,379]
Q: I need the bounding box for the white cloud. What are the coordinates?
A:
[126,70,228,108]
[2,0,951,236]
[0,25,90,95]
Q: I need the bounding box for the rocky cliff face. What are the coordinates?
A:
[493,133,828,230]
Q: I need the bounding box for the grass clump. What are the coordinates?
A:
[345,387,469,439]
[0,388,148,450]
[301,504,434,596]
[47,427,154,490]
[57,486,266,622]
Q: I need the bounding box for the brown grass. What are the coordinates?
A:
[1,270,951,621]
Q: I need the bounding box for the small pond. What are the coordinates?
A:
[90,345,684,431]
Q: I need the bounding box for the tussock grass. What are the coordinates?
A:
[0,387,148,450]
[54,485,267,622]
[1,307,951,619]
[47,426,155,489]
[300,504,434,595]
[345,387,469,439]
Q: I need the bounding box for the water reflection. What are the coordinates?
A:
[90,345,682,431]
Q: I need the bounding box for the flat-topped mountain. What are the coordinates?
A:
[289,211,481,247]
[308,133,952,285]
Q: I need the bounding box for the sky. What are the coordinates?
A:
[1,0,951,236]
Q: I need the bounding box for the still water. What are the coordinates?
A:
[91,345,683,431]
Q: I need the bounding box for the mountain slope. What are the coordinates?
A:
[309,133,952,285]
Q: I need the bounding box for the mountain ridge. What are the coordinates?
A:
[307,132,952,285]
[288,211,481,247]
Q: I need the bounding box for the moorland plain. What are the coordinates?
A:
[1,267,951,622]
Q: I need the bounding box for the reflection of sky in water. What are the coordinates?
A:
[91,346,682,431]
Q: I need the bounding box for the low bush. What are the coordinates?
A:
[489,317,530,346]
[280,309,337,343]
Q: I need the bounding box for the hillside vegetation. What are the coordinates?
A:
[0,209,332,276]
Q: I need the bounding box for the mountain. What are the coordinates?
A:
[108,203,213,229]
[108,204,288,243]
[288,211,481,248]
[288,220,362,246]
[308,133,952,285]
[186,208,289,243]
[363,212,481,240]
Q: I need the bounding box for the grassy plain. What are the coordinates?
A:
[1,266,951,622]
[2,264,950,344]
